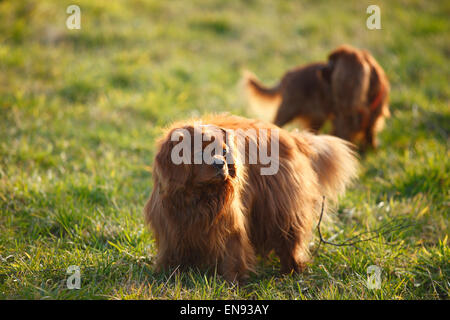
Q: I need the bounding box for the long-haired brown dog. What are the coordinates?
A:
[144,114,358,282]
[245,44,390,151]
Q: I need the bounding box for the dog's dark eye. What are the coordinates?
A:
[222,148,228,156]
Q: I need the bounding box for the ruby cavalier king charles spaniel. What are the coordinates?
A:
[145,114,358,282]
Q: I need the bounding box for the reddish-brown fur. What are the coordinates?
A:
[245,45,390,151]
[144,114,358,282]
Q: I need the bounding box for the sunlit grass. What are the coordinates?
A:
[0,0,448,299]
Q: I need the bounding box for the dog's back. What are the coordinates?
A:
[206,114,357,201]
[244,63,332,127]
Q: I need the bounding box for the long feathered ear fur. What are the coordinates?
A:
[153,129,191,193]
[144,129,191,232]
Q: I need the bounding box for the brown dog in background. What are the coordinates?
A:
[144,114,357,282]
[244,45,390,151]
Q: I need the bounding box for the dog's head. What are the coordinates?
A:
[153,123,238,193]
[320,45,390,150]
[320,45,365,84]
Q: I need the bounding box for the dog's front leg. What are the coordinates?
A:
[219,233,255,283]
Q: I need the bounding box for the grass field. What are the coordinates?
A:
[0,0,448,299]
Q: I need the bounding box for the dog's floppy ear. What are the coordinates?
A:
[326,46,371,114]
[320,46,347,83]
[320,60,334,83]
[320,45,356,84]
[362,50,390,111]
[153,129,191,192]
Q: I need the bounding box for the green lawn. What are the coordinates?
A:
[0,0,448,299]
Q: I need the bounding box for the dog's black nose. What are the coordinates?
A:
[212,158,225,170]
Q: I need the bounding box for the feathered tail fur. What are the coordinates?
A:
[295,131,359,202]
[242,70,282,122]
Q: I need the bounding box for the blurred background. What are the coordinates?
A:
[0,0,448,299]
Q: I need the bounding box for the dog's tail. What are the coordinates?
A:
[296,132,359,202]
[241,70,281,122]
